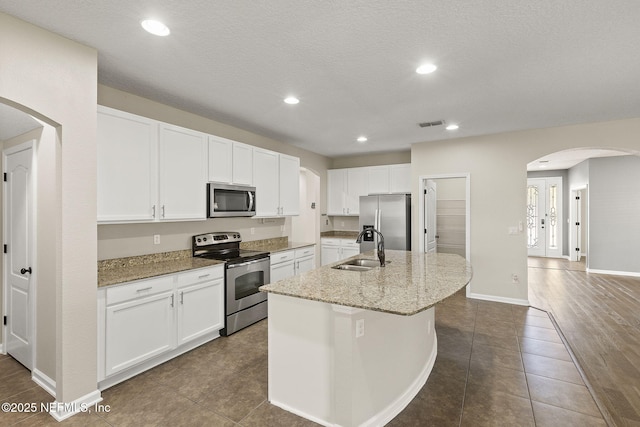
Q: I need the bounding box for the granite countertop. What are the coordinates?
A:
[260,250,472,316]
[98,250,224,288]
[241,237,315,254]
[320,231,360,239]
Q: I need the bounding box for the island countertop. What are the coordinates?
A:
[260,250,472,315]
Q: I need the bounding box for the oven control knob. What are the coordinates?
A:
[203,237,207,241]
[197,238,201,243]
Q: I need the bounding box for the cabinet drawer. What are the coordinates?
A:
[294,246,315,258]
[321,238,341,246]
[176,265,223,288]
[271,250,295,265]
[342,240,360,249]
[106,276,174,306]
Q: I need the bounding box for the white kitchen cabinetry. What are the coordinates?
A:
[98,264,224,389]
[208,135,253,185]
[158,123,209,221]
[327,168,368,216]
[253,148,300,217]
[321,238,360,266]
[367,164,411,195]
[97,106,208,223]
[269,246,316,284]
[294,246,316,274]
[176,269,224,346]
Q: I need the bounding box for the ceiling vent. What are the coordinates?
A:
[418,120,445,128]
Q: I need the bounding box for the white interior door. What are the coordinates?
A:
[527,177,562,258]
[4,144,34,369]
[424,180,437,252]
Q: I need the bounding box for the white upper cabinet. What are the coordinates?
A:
[389,164,411,193]
[368,166,390,194]
[97,106,207,223]
[253,148,300,217]
[158,124,208,221]
[327,168,368,216]
[279,154,300,216]
[97,106,158,222]
[208,135,253,186]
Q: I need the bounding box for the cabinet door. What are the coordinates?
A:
[208,135,233,183]
[345,167,368,215]
[253,148,280,216]
[159,124,208,221]
[97,107,158,222]
[390,164,411,193]
[321,245,341,266]
[279,154,300,216]
[368,166,390,194]
[177,279,224,346]
[232,142,253,185]
[341,241,361,260]
[327,170,346,215]
[105,290,175,376]
[270,261,296,284]
[295,256,315,275]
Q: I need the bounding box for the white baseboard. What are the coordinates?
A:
[48,389,102,422]
[467,292,530,306]
[32,369,56,397]
[587,268,640,278]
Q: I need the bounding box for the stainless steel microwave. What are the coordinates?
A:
[207,183,256,217]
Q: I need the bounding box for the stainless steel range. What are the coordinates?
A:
[192,232,270,336]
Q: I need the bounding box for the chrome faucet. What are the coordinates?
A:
[355,228,385,266]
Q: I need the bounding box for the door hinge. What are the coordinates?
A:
[3,316,6,326]
[575,196,580,200]
[424,228,427,234]
[575,222,580,226]
[3,173,6,182]
[576,248,580,252]
[3,244,6,254]
[424,189,427,194]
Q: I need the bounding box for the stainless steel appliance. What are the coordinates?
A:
[192,232,269,335]
[207,183,256,217]
[359,194,411,253]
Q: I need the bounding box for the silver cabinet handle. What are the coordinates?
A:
[161,205,166,218]
[170,294,174,307]
[180,291,184,305]
[198,273,211,279]
[136,287,152,293]
[152,205,156,218]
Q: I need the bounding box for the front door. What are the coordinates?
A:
[4,143,34,369]
[527,177,562,258]
[424,180,437,252]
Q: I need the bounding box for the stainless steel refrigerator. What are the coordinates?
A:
[359,194,411,253]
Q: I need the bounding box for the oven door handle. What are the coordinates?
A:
[227,258,268,269]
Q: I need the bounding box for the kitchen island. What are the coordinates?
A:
[260,250,472,427]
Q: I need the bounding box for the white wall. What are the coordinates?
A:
[0,11,98,403]
[412,118,640,304]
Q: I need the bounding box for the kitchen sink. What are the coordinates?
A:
[331,258,389,271]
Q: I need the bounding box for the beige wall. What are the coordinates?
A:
[412,117,640,303]
[331,151,410,169]
[97,86,332,259]
[0,11,98,403]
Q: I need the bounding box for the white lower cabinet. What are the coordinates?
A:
[321,238,360,266]
[98,264,224,388]
[269,246,316,284]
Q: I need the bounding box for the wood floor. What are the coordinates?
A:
[528,257,640,427]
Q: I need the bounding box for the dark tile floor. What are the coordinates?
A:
[0,289,606,426]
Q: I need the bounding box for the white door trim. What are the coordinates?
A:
[418,173,471,295]
[569,185,588,265]
[2,139,38,370]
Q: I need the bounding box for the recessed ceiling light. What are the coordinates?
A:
[416,63,437,74]
[141,19,170,36]
[446,124,459,131]
[284,97,300,105]
[357,136,368,143]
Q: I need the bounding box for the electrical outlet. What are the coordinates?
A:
[355,319,365,338]
[153,234,160,245]
[250,227,255,235]
[341,221,345,227]
[280,225,284,232]
[511,274,519,284]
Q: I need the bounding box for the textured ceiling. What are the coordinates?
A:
[1,1,640,157]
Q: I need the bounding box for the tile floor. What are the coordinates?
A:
[0,290,606,426]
